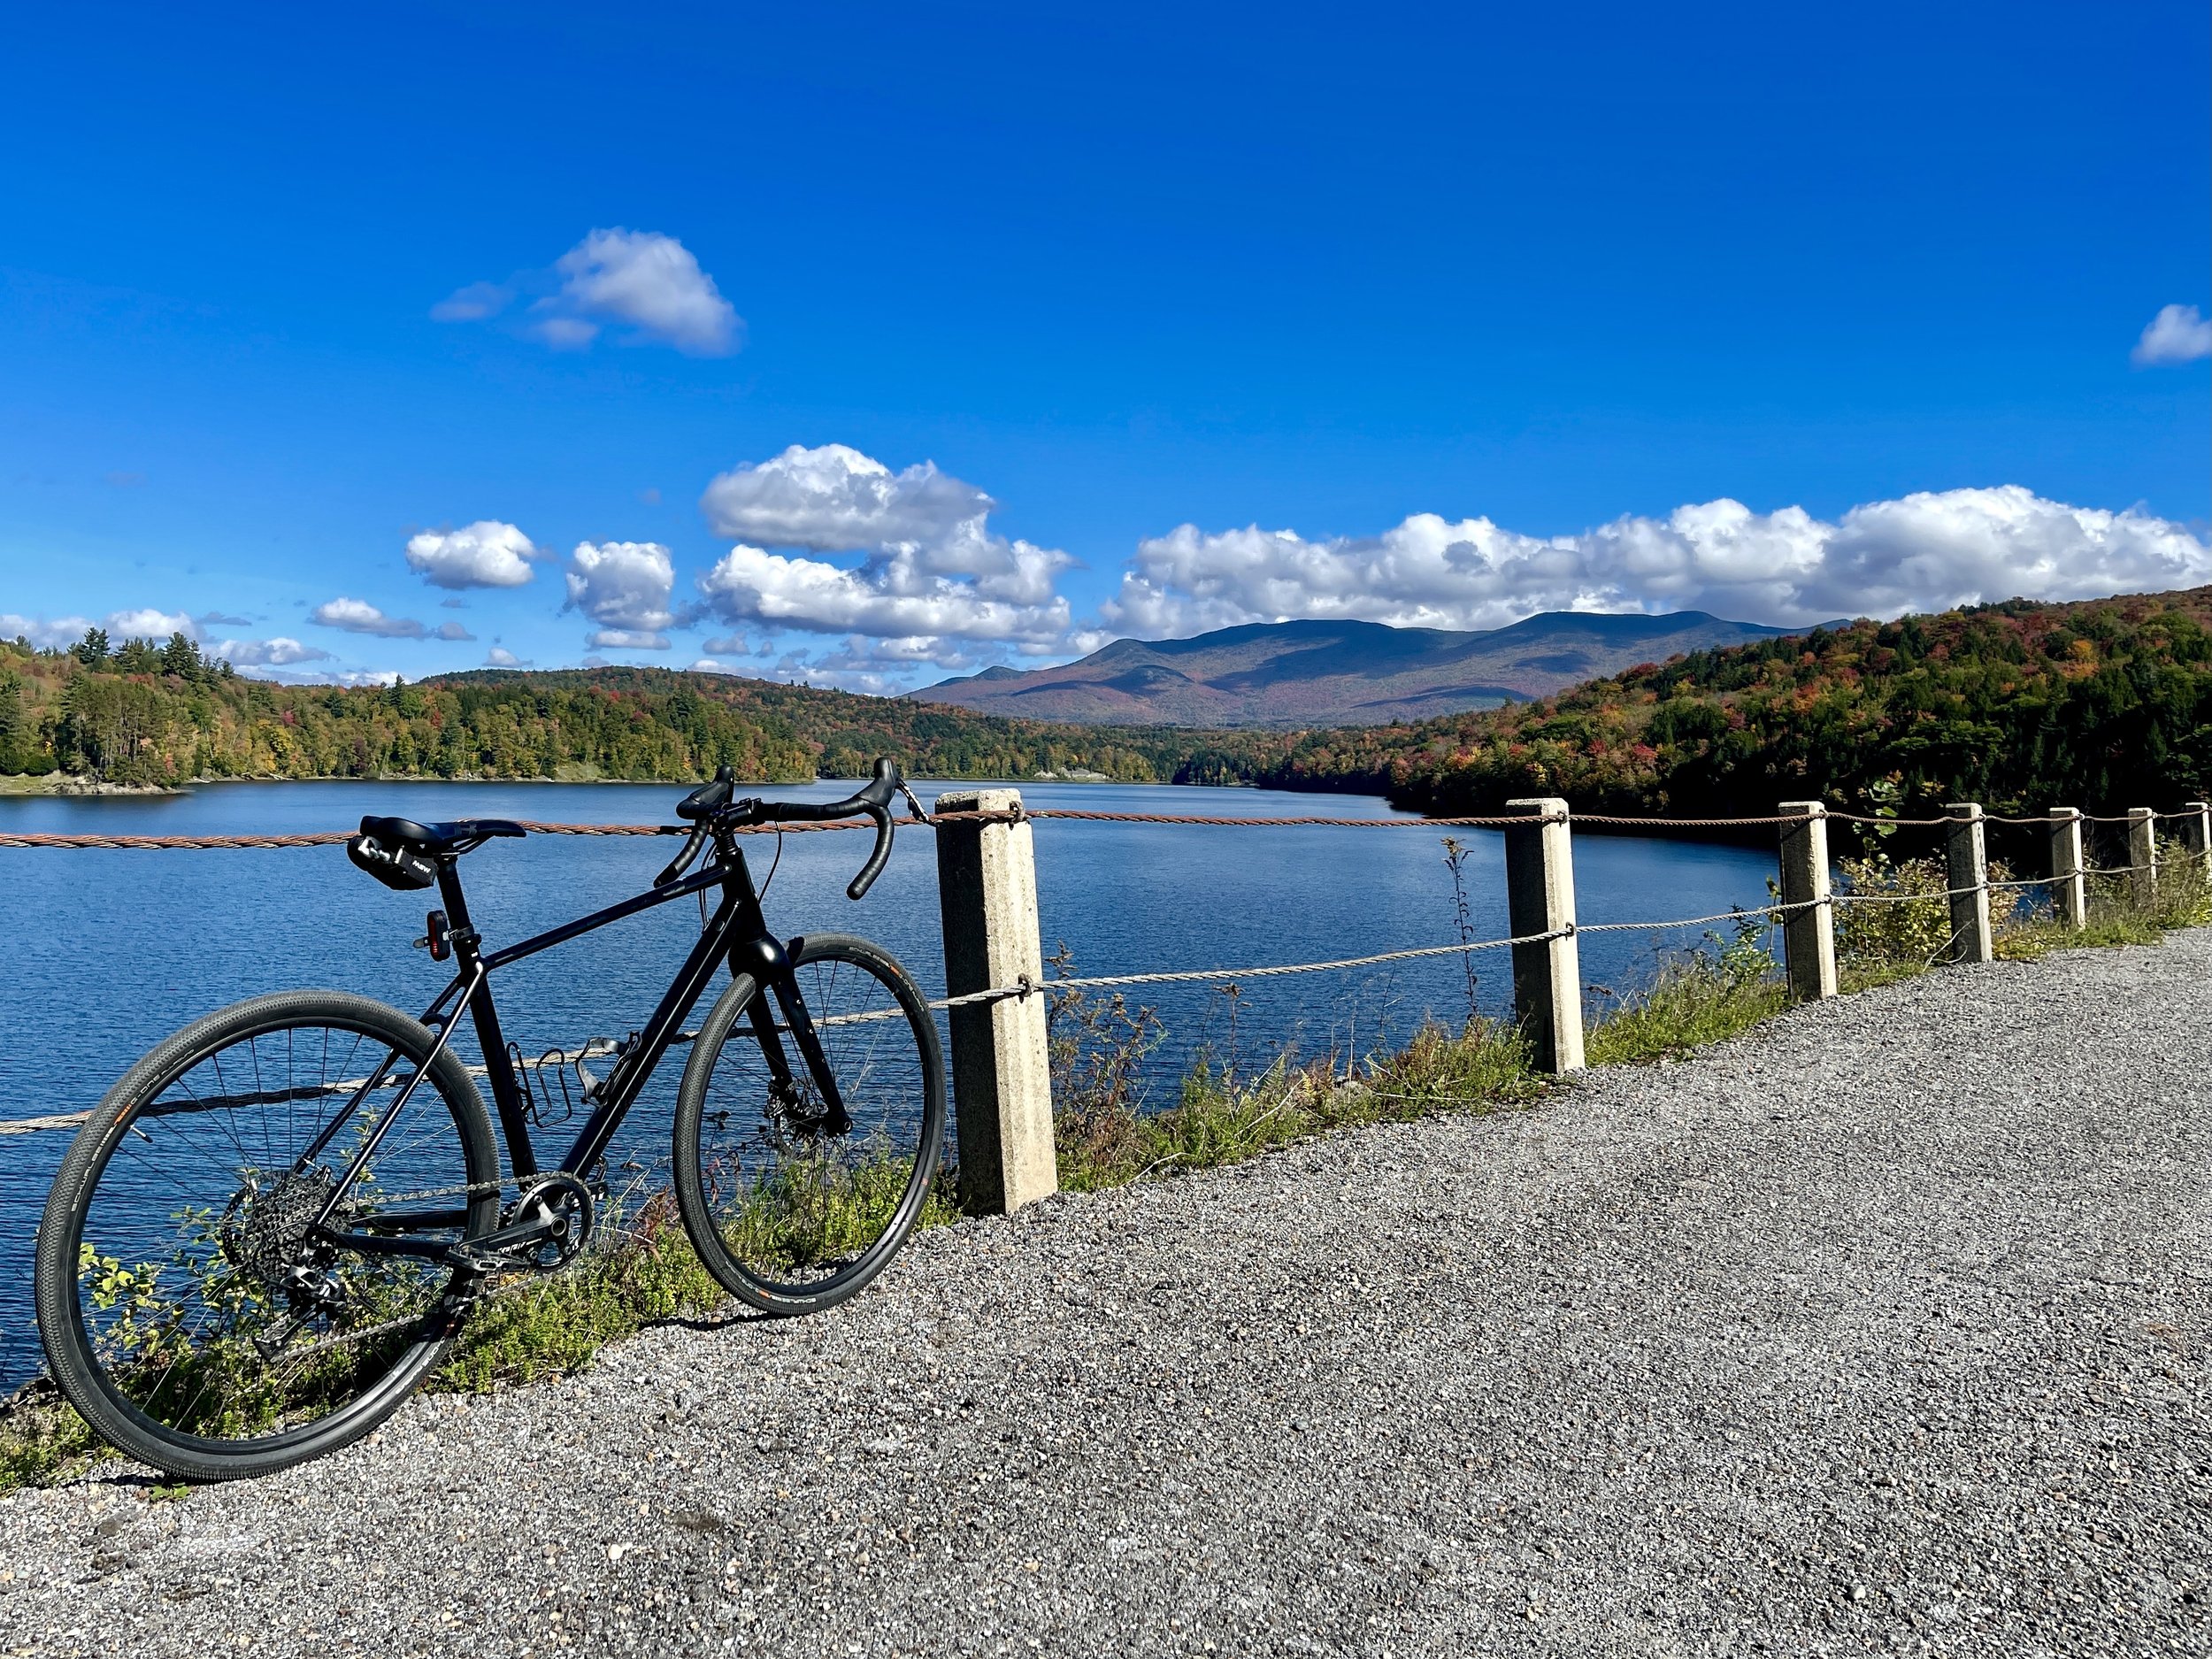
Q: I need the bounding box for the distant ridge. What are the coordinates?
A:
[910,611,1835,728]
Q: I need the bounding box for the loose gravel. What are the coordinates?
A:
[3,933,2207,1658]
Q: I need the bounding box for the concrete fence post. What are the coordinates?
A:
[1777,801,1837,1001]
[933,788,1058,1215]
[2126,807,2158,911]
[1943,803,1993,964]
[2048,808,2086,930]
[2180,802,2212,886]
[1502,796,1584,1073]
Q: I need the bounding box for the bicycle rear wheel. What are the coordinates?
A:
[672,933,945,1315]
[34,990,500,1481]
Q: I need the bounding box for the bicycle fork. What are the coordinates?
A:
[731,937,853,1136]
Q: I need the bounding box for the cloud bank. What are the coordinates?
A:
[2,608,196,652]
[311,597,473,641]
[213,636,331,667]
[1106,488,2212,639]
[695,444,1078,658]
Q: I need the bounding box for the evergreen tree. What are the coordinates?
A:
[0,670,23,770]
[159,631,204,680]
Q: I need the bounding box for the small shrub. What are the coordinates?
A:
[434,1189,725,1394]
[1586,910,1788,1064]
[0,1384,100,1497]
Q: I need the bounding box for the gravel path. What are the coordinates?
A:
[4,934,2208,1658]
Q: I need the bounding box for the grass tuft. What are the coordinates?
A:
[1586,966,1791,1065]
[1054,1019,1540,1193]
[0,1383,100,1495]
[432,1190,727,1394]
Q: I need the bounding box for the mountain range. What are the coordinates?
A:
[912,611,1834,727]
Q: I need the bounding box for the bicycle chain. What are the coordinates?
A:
[271,1173,574,1360]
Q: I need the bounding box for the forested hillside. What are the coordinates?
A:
[0,633,1270,787]
[1253,589,2212,819]
[9,590,2207,816]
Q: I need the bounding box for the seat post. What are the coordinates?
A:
[434,860,478,959]
[433,860,535,1176]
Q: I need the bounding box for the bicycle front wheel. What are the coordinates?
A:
[34,990,501,1482]
[673,933,945,1315]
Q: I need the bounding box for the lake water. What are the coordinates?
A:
[0,779,1780,1390]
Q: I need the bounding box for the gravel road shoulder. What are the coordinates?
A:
[3,933,2206,1658]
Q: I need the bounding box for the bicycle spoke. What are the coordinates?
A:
[682,941,940,1305]
[58,1005,489,1461]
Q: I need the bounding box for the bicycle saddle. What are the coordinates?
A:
[348,817,526,891]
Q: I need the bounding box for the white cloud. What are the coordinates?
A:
[702,443,993,554]
[309,597,470,641]
[1107,487,2212,636]
[433,228,739,355]
[700,443,1073,604]
[565,540,683,649]
[484,647,527,668]
[826,634,987,672]
[534,316,601,350]
[0,613,92,650]
[429,280,512,323]
[695,444,1079,651]
[404,521,541,589]
[699,544,1075,646]
[766,648,907,696]
[587,627,671,650]
[267,667,403,688]
[0,609,197,650]
[105,607,196,641]
[742,634,992,694]
[552,229,738,354]
[2133,303,2212,366]
[212,636,331,667]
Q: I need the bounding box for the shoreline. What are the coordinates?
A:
[0,772,1225,794]
[0,777,187,798]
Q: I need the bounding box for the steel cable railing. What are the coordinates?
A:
[3,795,2200,1135]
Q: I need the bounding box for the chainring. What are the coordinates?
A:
[507,1171,595,1272]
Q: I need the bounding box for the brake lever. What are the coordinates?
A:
[897,781,929,824]
[654,821,707,887]
[846,803,895,902]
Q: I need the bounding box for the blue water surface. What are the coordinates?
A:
[0,779,1779,1388]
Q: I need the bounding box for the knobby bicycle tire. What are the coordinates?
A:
[35,990,502,1482]
[672,933,946,1316]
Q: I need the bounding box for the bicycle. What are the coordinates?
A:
[34,757,946,1482]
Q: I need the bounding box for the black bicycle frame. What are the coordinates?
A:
[308,831,836,1263]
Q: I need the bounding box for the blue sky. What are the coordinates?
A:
[3,1,2207,690]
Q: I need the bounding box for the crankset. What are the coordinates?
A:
[446,1171,595,1277]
